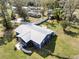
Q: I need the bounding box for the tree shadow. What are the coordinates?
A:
[0,37,6,46]
[50,54,70,59]
[48,22,56,28]
[64,30,79,37]
[0,30,14,46]
[43,22,56,28]
[71,26,79,30]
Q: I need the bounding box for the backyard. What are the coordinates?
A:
[0,18,79,59]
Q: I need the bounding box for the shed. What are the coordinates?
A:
[15,23,56,48]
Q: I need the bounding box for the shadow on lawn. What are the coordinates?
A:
[64,30,79,37]
[46,22,56,28]
[50,54,70,59]
[27,35,69,59]
[0,37,6,46]
[71,26,79,30]
[27,35,70,59]
[0,30,13,46]
[31,35,57,57]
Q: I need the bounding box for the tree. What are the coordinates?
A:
[59,0,79,31]
[12,0,28,21]
[0,0,13,30]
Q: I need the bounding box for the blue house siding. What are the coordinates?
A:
[16,32,19,36]
[41,33,53,48]
[16,32,20,42]
[31,33,53,49]
[20,39,28,48]
[32,41,41,49]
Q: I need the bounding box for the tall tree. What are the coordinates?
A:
[0,0,13,30]
[60,0,79,31]
[12,0,28,21]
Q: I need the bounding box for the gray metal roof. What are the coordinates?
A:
[15,23,54,44]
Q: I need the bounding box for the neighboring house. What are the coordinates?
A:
[15,23,56,49]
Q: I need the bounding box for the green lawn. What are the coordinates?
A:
[0,20,79,59]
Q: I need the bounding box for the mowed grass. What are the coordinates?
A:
[0,20,79,59]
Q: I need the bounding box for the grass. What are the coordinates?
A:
[0,20,79,59]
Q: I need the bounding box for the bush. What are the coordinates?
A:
[52,8,64,20]
[3,18,13,30]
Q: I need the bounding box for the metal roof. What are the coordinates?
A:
[15,23,54,44]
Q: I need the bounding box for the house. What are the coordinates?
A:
[15,23,56,49]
